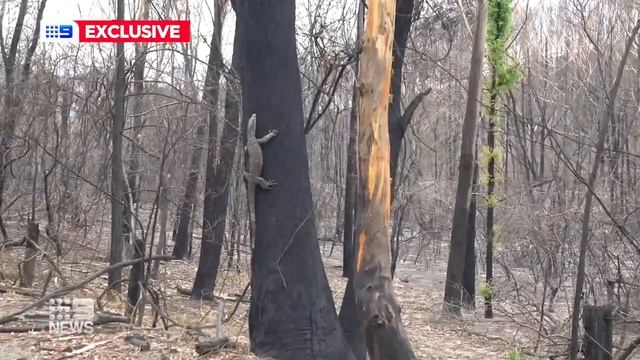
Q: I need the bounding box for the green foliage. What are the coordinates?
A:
[506,347,529,360]
[492,226,502,239]
[485,193,499,208]
[481,145,503,168]
[479,282,493,299]
[487,0,520,94]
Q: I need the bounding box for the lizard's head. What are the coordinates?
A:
[248,113,257,134]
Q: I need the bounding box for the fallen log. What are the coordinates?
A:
[195,337,232,355]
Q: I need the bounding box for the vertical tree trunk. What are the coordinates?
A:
[171,120,206,258]
[388,0,417,196]
[443,0,487,315]
[234,1,354,358]
[343,82,359,279]
[172,36,210,260]
[127,0,150,309]
[152,184,168,279]
[353,0,416,358]
[462,159,479,308]
[109,0,126,291]
[342,0,364,280]
[22,152,39,289]
[568,19,640,360]
[20,222,40,287]
[193,0,224,298]
[192,15,241,299]
[582,305,613,360]
[484,84,497,319]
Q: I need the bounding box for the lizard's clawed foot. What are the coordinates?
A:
[270,129,279,136]
[259,178,276,190]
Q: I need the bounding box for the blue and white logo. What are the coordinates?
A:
[45,25,73,39]
[42,22,79,43]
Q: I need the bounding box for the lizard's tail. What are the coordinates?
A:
[247,188,256,248]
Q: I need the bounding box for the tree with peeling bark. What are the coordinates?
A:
[353,0,416,358]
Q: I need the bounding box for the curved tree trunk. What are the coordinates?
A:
[233,0,354,358]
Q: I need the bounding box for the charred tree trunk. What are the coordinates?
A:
[151,184,168,279]
[234,0,354,358]
[341,0,364,284]
[582,305,613,360]
[172,118,205,259]
[20,222,40,288]
[389,0,424,198]
[461,159,479,308]
[126,0,150,309]
[343,82,359,279]
[443,0,487,315]
[192,0,225,299]
[340,83,366,358]
[192,19,242,299]
[109,0,126,291]
[485,85,498,319]
[352,0,416,358]
[172,41,209,260]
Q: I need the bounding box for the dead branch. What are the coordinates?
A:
[0,255,174,325]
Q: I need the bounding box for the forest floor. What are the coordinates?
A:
[0,231,567,359]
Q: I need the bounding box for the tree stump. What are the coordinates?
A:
[20,222,40,288]
[582,304,613,360]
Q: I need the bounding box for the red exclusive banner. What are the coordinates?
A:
[74,20,190,43]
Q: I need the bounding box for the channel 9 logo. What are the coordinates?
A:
[44,25,73,39]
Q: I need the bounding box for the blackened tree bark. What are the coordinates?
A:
[352,0,416,358]
[389,0,427,196]
[199,0,223,261]
[339,82,367,360]
[109,0,126,291]
[171,139,203,260]
[192,15,241,299]
[343,81,359,279]
[342,0,364,280]
[172,21,222,260]
[484,81,497,319]
[127,0,150,308]
[443,0,487,315]
[234,1,354,358]
[462,160,479,308]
